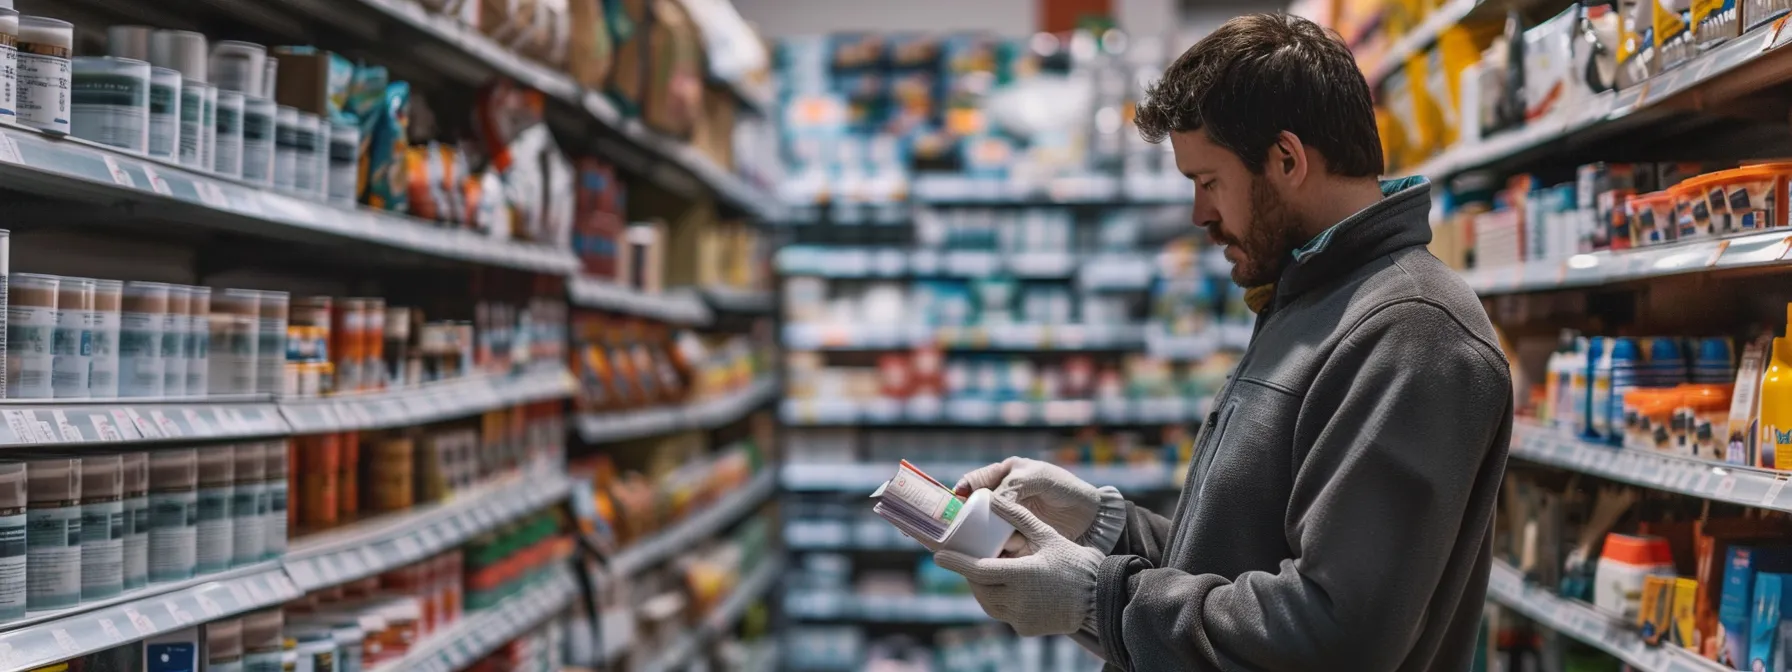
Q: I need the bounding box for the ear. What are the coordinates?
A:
[1268,130,1309,188]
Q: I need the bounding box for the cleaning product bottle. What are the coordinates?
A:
[1591,337,1615,441]
[1757,305,1792,469]
[1608,336,1643,446]
[1564,336,1588,436]
[1544,330,1575,428]
[1584,336,1608,440]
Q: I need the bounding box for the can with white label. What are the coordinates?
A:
[0,9,21,124]
[147,66,180,160]
[195,445,233,575]
[274,106,298,191]
[80,454,123,602]
[70,56,150,154]
[148,448,197,583]
[242,96,275,185]
[7,273,57,400]
[0,463,26,622]
[210,290,259,396]
[263,439,287,560]
[90,279,122,399]
[163,285,189,397]
[328,122,360,204]
[122,452,148,590]
[16,16,71,135]
[119,281,168,398]
[188,287,210,397]
[26,457,80,611]
[231,442,265,567]
[213,89,243,178]
[50,276,93,399]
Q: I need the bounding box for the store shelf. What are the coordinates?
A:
[784,591,990,623]
[567,277,714,326]
[0,563,301,670]
[639,556,785,672]
[1402,19,1792,182]
[280,367,575,434]
[0,127,580,274]
[282,470,573,592]
[341,0,778,220]
[368,562,581,672]
[608,470,778,577]
[1364,0,1480,85]
[0,396,285,447]
[1486,560,1728,672]
[1144,323,1253,361]
[702,286,777,315]
[776,246,1152,284]
[782,322,1147,351]
[1460,229,1792,296]
[575,377,781,444]
[1509,422,1792,512]
[780,462,1179,493]
[910,174,1194,206]
[781,396,1209,428]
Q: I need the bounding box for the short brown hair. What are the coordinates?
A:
[1136,13,1383,178]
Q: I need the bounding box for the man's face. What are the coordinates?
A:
[1169,130,1304,288]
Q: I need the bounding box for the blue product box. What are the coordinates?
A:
[1753,573,1786,670]
[1721,547,1792,667]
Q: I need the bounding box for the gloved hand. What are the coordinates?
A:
[934,495,1103,637]
[955,458,1104,543]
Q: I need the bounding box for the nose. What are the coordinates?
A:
[1193,194,1218,231]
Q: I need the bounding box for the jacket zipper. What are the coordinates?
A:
[1159,308,1269,562]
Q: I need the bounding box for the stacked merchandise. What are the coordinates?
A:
[573,437,766,551]
[571,319,764,412]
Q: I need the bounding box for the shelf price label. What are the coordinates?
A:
[124,409,160,438]
[149,410,182,438]
[183,409,214,436]
[50,410,83,442]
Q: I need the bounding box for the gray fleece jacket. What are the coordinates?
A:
[1091,177,1512,672]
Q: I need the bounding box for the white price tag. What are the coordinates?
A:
[101,155,136,188]
[124,409,160,438]
[243,579,268,603]
[226,582,250,606]
[0,134,21,164]
[195,594,223,617]
[1715,475,1740,498]
[139,165,173,195]
[217,408,248,432]
[164,600,192,624]
[90,414,123,441]
[97,617,123,641]
[1,410,34,444]
[49,410,82,442]
[123,607,155,634]
[394,535,422,558]
[51,628,78,654]
[183,409,214,436]
[149,410,181,437]
[1765,478,1790,508]
[195,181,229,208]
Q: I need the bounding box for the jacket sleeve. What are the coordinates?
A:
[1104,498,1172,561]
[1094,301,1512,671]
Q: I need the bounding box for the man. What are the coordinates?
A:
[932,13,1513,671]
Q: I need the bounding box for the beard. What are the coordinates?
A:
[1218,177,1307,288]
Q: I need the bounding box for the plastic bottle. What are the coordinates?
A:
[1581,337,1606,439]
[1646,337,1688,388]
[1561,337,1588,435]
[1590,337,1614,440]
[1758,305,1792,469]
[1607,337,1643,446]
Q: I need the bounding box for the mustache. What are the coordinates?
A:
[1203,222,1234,246]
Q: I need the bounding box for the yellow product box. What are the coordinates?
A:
[1672,576,1701,650]
[1639,574,1677,644]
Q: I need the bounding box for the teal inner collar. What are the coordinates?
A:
[1290,176,1428,263]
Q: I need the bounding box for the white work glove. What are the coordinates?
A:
[955,457,1127,552]
[934,495,1103,637]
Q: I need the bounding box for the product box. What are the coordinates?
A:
[1641,574,1678,643]
[1752,572,1788,670]
[1720,546,1792,666]
[273,47,336,117]
[1673,576,1700,650]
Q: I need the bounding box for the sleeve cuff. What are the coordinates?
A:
[1096,554,1152,670]
[1078,486,1129,554]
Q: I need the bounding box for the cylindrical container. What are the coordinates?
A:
[311,121,330,198]
[213,89,244,178]
[0,463,27,622]
[162,285,190,397]
[242,610,283,672]
[50,276,93,399]
[121,452,148,591]
[338,432,358,518]
[176,80,207,169]
[188,287,210,397]
[263,440,287,560]
[291,623,338,672]
[120,282,168,398]
[230,442,265,567]
[363,300,385,392]
[333,300,364,393]
[299,434,339,530]
[26,457,81,611]
[209,41,264,95]
[69,56,150,154]
[79,454,123,602]
[274,106,299,191]
[147,67,181,160]
[89,280,122,399]
[211,290,259,396]
[16,17,72,135]
[6,273,58,399]
[292,112,321,195]
[199,84,217,173]
[260,56,277,99]
[327,122,360,205]
[206,617,244,672]
[384,307,409,390]
[0,9,21,124]
[148,448,197,583]
[194,445,233,575]
[106,25,153,61]
[368,437,413,512]
[147,30,207,82]
[242,96,276,185]
[256,292,288,396]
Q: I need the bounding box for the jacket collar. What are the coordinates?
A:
[1273,176,1432,305]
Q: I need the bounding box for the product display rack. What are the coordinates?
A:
[1458,228,1792,296]
[366,562,582,672]
[604,469,778,578]
[1361,0,1482,85]
[1509,423,1792,513]
[0,562,301,670]
[635,555,786,672]
[1487,561,1730,672]
[281,470,574,591]
[780,396,1212,428]
[783,592,989,624]
[573,376,781,444]
[278,366,576,434]
[566,277,714,326]
[781,322,1152,352]
[0,396,286,447]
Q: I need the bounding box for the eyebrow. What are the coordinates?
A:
[1182,169,1214,180]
